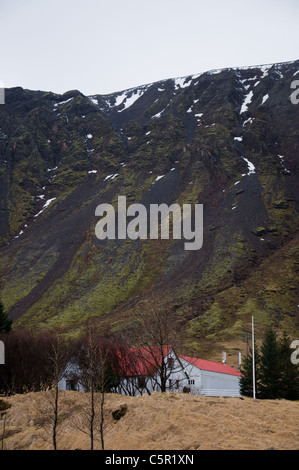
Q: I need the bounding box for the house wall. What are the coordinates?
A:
[116,376,155,396]
[159,355,241,397]
[59,350,241,398]
[167,356,202,394]
[199,370,241,397]
[116,349,184,396]
[58,362,85,392]
[175,356,241,397]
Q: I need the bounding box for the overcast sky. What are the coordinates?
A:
[1,0,298,96]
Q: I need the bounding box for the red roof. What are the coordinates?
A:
[179,355,242,377]
[116,345,171,377]
[116,345,241,378]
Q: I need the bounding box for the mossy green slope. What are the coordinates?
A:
[0,61,298,357]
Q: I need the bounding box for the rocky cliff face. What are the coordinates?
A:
[0,61,298,357]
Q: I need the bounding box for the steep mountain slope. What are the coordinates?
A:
[0,61,298,358]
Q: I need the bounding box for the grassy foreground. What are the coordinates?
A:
[1,391,298,450]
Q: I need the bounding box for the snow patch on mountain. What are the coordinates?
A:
[114,86,149,111]
[104,173,118,181]
[34,197,56,219]
[242,157,255,175]
[53,97,74,108]
[240,90,254,114]
[173,77,192,90]
[278,154,290,173]
[88,97,98,106]
[261,94,269,105]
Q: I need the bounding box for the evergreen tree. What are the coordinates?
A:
[259,329,280,399]
[0,300,11,333]
[241,328,299,400]
[103,358,120,393]
[240,342,261,398]
[278,333,299,400]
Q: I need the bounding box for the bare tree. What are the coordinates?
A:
[0,329,63,395]
[110,342,147,396]
[72,329,120,450]
[0,399,11,450]
[72,329,99,450]
[43,333,70,450]
[119,299,188,394]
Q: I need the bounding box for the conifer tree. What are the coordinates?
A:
[241,328,299,400]
[240,342,261,398]
[278,333,299,400]
[0,300,12,333]
[259,329,280,399]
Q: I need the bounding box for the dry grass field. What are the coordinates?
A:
[1,391,298,451]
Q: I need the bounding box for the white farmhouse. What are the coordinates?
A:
[58,361,85,392]
[167,351,242,397]
[58,345,242,398]
[115,346,242,398]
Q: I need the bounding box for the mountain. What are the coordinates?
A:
[0,60,298,360]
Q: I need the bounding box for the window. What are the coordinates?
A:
[137,377,146,389]
[66,380,78,391]
[167,357,174,370]
[188,379,195,385]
